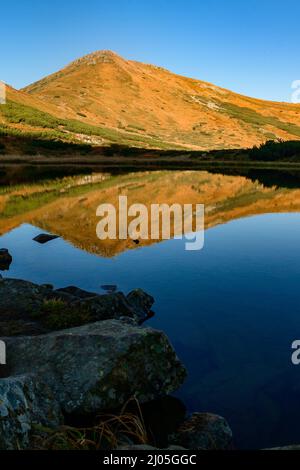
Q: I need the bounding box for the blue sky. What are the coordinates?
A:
[1,0,299,101]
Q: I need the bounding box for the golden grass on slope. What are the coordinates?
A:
[21,50,300,150]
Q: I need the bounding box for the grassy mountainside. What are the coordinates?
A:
[23,50,300,149]
[0,87,184,154]
[1,50,300,154]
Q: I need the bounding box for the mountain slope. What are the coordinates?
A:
[22,50,300,150]
[1,85,182,153]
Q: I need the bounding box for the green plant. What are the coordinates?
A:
[33,299,92,330]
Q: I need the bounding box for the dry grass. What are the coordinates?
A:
[2,51,300,151]
[32,397,149,450]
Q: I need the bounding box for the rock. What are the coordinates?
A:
[126,289,155,324]
[117,444,187,450]
[33,233,59,244]
[169,413,232,450]
[265,445,300,450]
[141,396,187,447]
[56,285,97,299]
[5,320,187,414]
[0,249,12,271]
[0,278,53,318]
[167,445,187,450]
[117,444,158,450]
[0,375,63,450]
[0,278,155,335]
[101,285,117,293]
[76,291,148,322]
[40,284,54,290]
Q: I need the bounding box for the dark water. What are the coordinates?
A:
[1,165,300,449]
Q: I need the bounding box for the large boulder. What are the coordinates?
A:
[0,374,63,450]
[5,320,187,414]
[169,413,233,450]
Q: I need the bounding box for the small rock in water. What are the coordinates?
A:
[101,285,117,293]
[0,249,12,271]
[33,234,59,244]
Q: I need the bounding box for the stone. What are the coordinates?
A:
[0,374,63,450]
[0,278,155,335]
[169,412,232,450]
[33,233,59,244]
[5,320,187,415]
[0,278,53,318]
[117,444,187,450]
[265,445,300,450]
[56,285,97,299]
[101,285,117,293]
[0,248,12,271]
[126,289,155,324]
[117,444,158,450]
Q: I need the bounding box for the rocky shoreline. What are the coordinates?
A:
[0,276,232,450]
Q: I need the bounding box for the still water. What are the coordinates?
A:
[1,165,300,448]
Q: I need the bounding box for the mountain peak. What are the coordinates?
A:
[70,50,123,67]
[21,51,300,151]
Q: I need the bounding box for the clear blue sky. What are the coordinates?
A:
[1,0,299,102]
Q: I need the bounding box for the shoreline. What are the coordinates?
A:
[2,155,300,171]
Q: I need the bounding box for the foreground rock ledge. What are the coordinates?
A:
[0,278,155,335]
[0,374,63,450]
[5,320,187,415]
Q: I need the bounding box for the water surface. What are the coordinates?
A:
[1,165,300,449]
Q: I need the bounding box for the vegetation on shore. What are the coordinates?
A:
[33,397,149,450]
[0,100,186,154]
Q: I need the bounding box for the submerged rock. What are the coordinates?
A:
[169,412,233,450]
[5,320,187,414]
[0,249,12,271]
[0,374,63,450]
[101,285,117,293]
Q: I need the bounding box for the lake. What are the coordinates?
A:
[1,164,300,449]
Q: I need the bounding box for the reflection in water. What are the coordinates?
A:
[1,166,300,449]
[2,167,300,257]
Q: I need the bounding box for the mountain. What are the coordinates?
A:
[1,50,300,152]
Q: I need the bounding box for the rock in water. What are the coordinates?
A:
[33,233,59,244]
[0,249,12,271]
[170,413,233,450]
[101,285,117,293]
[6,320,187,414]
[126,289,154,323]
[0,375,63,450]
